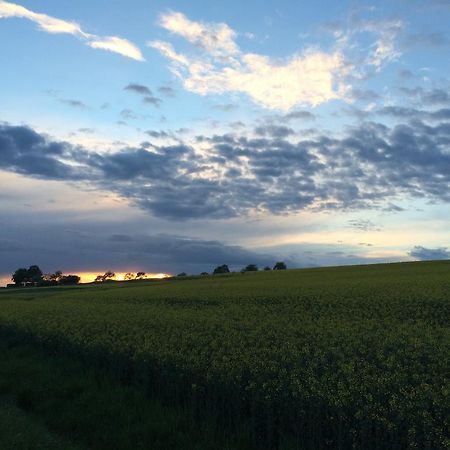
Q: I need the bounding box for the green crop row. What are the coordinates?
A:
[0,261,449,449]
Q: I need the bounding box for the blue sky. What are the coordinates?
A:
[0,0,449,283]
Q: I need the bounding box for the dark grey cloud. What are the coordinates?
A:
[143,95,162,107]
[349,88,380,102]
[1,113,449,220]
[146,130,171,139]
[254,125,294,138]
[60,99,88,109]
[399,86,450,105]
[124,83,162,107]
[409,246,449,260]
[157,86,176,97]
[376,106,450,121]
[124,83,152,96]
[283,110,316,121]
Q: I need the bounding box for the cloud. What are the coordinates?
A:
[158,11,239,57]
[1,115,449,220]
[212,103,238,112]
[60,99,88,109]
[124,83,162,107]
[87,36,144,61]
[0,1,144,60]
[399,86,450,106]
[125,83,152,96]
[347,219,381,232]
[283,110,316,121]
[409,246,449,260]
[157,86,176,97]
[254,124,294,138]
[149,11,349,111]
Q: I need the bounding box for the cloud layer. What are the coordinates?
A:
[1,111,449,220]
[0,1,144,60]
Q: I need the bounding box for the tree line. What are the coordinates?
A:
[9,262,288,288]
[10,266,80,287]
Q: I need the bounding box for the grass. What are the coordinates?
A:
[0,261,449,449]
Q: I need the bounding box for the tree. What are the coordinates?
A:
[43,270,62,283]
[177,272,187,277]
[95,271,116,282]
[213,264,230,275]
[27,265,43,283]
[124,273,135,281]
[264,266,271,271]
[242,264,258,272]
[136,272,146,279]
[11,265,43,286]
[200,272,209,276]
[273,261,287,270]
[12,268,28,285]
[59,275,80,285]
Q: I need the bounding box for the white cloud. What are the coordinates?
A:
[149,11,349,111]
[88,36,144,61]
[0,1,144,61]
[159,11,239,57]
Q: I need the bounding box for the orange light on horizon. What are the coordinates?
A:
[77,272,171,283]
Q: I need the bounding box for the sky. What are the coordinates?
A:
[0,0,449,284]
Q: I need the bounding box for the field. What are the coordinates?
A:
[0,261,448,449]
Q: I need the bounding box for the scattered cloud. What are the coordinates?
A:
[409,245,449,260]
[124,83,162,107]
[0,1,144,60]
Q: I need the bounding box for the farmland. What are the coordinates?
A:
[0,261,448,449]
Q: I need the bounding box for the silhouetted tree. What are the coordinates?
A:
[213,264,230,274]
[273,261,287,270]
[12,268,28,285]
[177,272,187,277]
[12,265,43,285]
[136,272,146,279]
[124,273,135,280]
[59,275,80,285]
[242,264,258,272]
[27,265,43,283]
[264,266,271,271]
[95,271,116,282]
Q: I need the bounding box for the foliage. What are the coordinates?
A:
[12,265,43,285]
[0,261,449,449]
[95,271,116,282]
[241,264,258,272]
[213,264,230,274]
[59,275,81,285]
[273,261,287,270]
